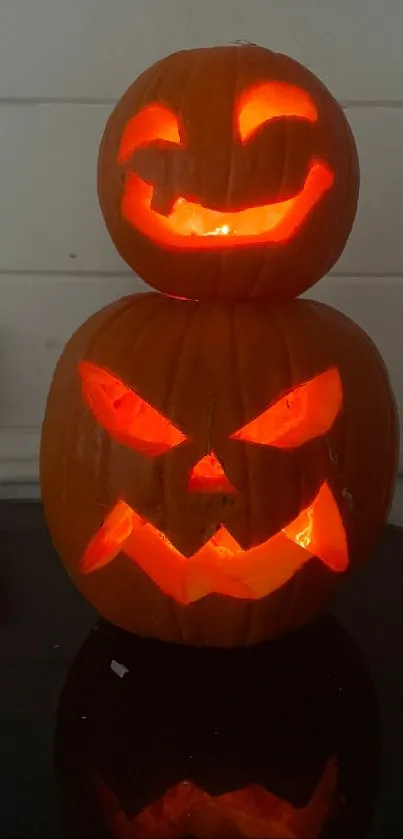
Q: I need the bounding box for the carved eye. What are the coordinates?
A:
[236,81,318,143]
[79,361,187,456]
[231,368,342,448]
[117,104,183,165]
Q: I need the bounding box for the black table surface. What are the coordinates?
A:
[1,501,402,839]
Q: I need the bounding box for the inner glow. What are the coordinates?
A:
[118,104,182,165]
[121,160,334,248]
[79,483,348,604]
[79,361,186,457]
[188,451,236,493]
[117,89,334,249]
[232,369,343,448]
[96,757,337,839]
[237,81,318,143]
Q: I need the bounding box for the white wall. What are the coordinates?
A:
[0,0,402,522]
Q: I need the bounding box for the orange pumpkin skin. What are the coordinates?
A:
[40,294,397,647]
[98,44,359,302]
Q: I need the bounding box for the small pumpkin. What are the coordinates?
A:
[40,293,397,647]
[98,44,359,302]
[54,614,380,839]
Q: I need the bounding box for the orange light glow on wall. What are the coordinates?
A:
[79,482,348,604]
[95,756,337,839]
[79,361,186,456]
[231,368,343,447]
[236,82,318,143]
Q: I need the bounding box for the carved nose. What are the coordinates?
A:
[188,451,235,494]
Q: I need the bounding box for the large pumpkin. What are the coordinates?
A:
[40,293,397,646]
[98,44,359,302]
[55,614,380,839]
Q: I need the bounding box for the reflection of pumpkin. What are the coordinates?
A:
[94,764,338,838]
[54,614,380,839]
[40,293,397,646]
[98,44,359,302]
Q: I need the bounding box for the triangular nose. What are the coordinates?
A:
[188,451,235,493]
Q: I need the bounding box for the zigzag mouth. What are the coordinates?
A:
[93,756,338,839]
[79,482,348,605]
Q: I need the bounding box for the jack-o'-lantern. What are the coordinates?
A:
[98,44,359,302]
[54,614,380,838]
[40,293,397,646]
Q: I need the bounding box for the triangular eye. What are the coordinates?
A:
[79,361,187,456]
[231,368,342,448]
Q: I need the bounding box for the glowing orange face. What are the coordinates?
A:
[118,83,334,250]
[78,361,347,604]
[97,45,359,301]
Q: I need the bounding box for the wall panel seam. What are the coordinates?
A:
[0,98,403,109]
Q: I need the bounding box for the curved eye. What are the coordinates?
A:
[236,82,318,144]
[79,361,187,456]
[231,368,342,449]
[117,103,183,165]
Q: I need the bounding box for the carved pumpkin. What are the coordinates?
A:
[40,293,397,646]
[98,44,359,302]
[54,615,380,839]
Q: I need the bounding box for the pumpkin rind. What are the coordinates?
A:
[40,293,397,646]
[98,44,359,302]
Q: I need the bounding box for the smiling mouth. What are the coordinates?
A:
[122,159,334,250]
[79,483,348,605]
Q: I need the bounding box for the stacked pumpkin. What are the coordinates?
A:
[41,44,398,647]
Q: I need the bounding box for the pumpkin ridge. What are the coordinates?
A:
[161,300,206,554]
[231,304,253,555]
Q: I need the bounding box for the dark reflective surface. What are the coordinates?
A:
[55,614,380,838]
[1,502,403,838]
